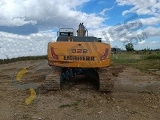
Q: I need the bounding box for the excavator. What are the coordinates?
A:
[43,23,114,92]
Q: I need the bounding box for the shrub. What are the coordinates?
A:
[144,54,160,60]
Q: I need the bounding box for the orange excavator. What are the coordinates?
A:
[44,23,113,92]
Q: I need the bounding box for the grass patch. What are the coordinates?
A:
[111,52,160,71]
[111,52,141,65]
[59,101,80,108]
[0,55,47,64]
[144,54,160,60]
[132,59,160,71]
[59,104,72,108]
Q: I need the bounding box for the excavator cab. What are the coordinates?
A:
[57,28,74,37]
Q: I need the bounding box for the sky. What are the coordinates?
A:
[0,0,160,59]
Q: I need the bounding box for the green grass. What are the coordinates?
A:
[0,55,47,64]
[132,59,160,71]
[143,54,160,60]
[111,52,141,64]
[111,52,160,71]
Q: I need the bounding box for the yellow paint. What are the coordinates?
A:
[16,68,36,105]
[48,42,111,68]
[25,88,36,105]
[16,68,27,82]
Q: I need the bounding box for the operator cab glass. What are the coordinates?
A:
[58,28,74,36]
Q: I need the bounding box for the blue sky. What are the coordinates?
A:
[0,0,160,59]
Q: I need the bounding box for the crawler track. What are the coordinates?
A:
[43,66,61,90]
[98,68,114,92]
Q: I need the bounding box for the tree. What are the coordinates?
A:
[125,43,134,51]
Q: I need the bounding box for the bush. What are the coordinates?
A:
[144,54,160,60]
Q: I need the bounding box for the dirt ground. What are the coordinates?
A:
[0,60,160,120]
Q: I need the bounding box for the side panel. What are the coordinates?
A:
[47,42,111,68]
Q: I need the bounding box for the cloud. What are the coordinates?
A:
[98,0,106,4]
[0,0,105,30]
[115,0,160,46]
[0,18,36,27]
[87,26,111,41]
[100,8,109,16]
[0,24,38,35]
[140,17,160,26]
[1,0,160,59]
[139,40,145,45]
[0,31,56,59]
[144,26,160,37]
[100,6,114,16]
[151,41,160,44]
[117,0,160,16]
